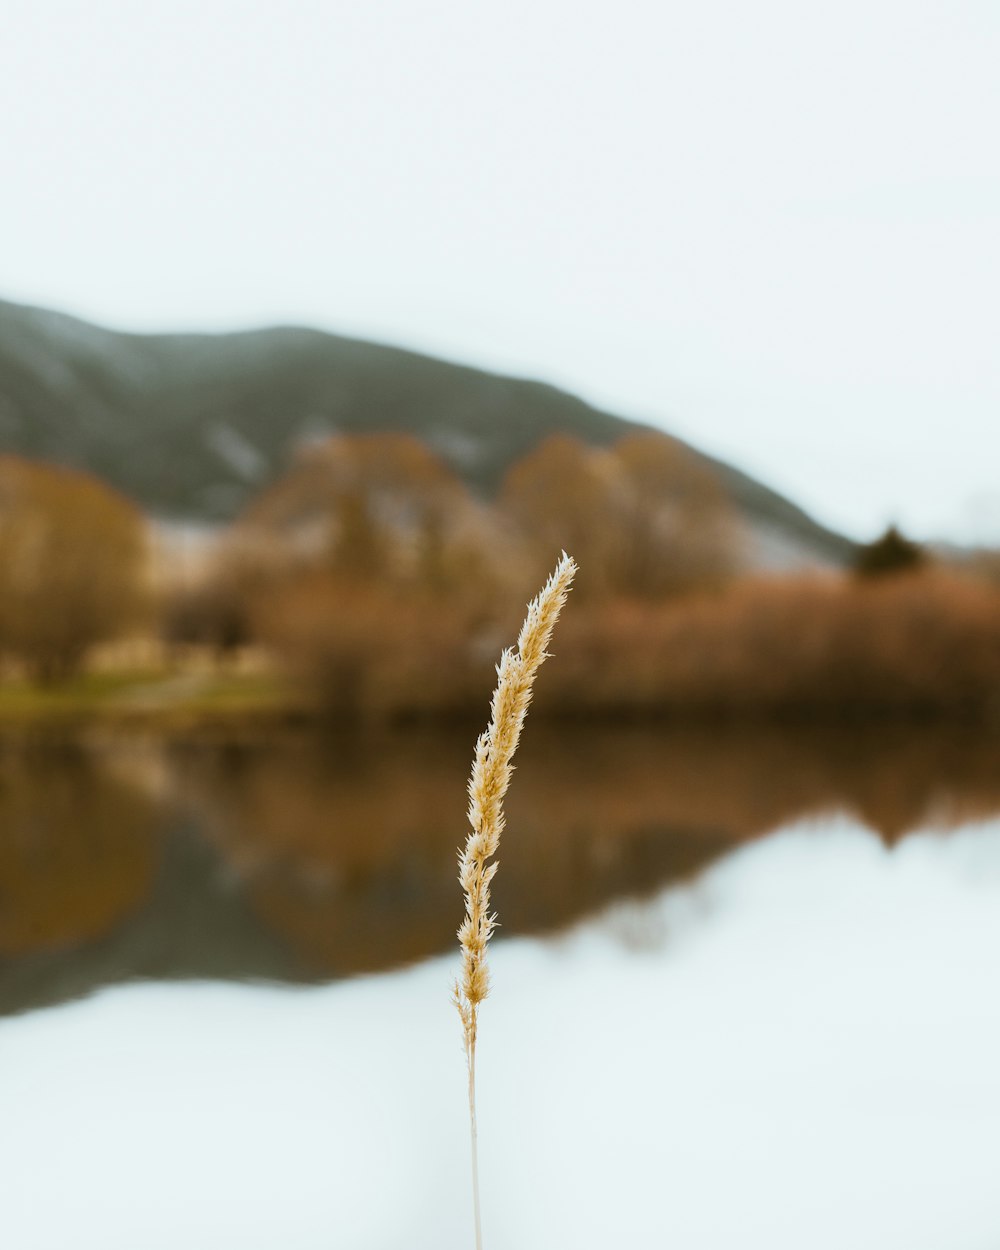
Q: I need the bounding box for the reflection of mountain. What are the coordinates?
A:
[0,297,852,566]
[2,723,999,1017]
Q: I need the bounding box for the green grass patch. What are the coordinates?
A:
[0,667,303,727]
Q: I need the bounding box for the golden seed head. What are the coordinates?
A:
[454,552,576,1053]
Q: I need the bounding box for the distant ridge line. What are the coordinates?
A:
[0,296,854,567]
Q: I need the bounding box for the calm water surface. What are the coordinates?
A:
[2,723,999,1249]
[3,721,999,1014]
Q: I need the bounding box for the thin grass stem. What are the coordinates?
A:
[469,1042,482,1250]
[453,552,576,1248]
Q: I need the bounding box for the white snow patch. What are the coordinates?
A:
[205,423,268,481]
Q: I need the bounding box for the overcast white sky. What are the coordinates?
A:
[2,0,998,542]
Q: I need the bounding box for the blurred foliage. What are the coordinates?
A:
[6,435,1000,725]
[853,525,927,578]
[160,567,257,654]
[0,457,148,681]
[202,430,750,716]
[499,432,740,599]
[237,431,505,592]
[538,570,1000,718]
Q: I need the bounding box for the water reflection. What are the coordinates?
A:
[4,817,1000,1250]
[0,743,162,956]
[1,721,999,1016]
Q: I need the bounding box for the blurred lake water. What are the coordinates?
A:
[1,723,1000,1248]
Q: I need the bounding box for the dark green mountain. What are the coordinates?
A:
[0,298,853,565]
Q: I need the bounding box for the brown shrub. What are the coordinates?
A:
[251,565,1000,721]
[253,573,498,720]
[540,570,1000,718]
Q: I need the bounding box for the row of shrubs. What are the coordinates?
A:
[251,567,1000,722]
[3,443,1000,721]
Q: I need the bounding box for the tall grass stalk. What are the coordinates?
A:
[453,552,576,1249]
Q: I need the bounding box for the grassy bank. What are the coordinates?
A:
[0,668,304,731]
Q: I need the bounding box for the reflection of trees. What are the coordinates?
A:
[171,732,471,974]
[172,722,1000,977]
[2,722,999,1009]
[0,745,161,956]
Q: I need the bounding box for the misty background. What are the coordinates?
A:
[3,0,999,542]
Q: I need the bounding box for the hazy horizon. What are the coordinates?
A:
[2,1,999,544]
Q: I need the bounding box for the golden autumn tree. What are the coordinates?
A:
[611,432,741,596]
[498,434,621,598]
[239,432,490,592]
[0,457,149,681]
[235,434,503,713]
[499,431,742,600]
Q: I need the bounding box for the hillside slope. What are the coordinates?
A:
[0,298,854,565]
